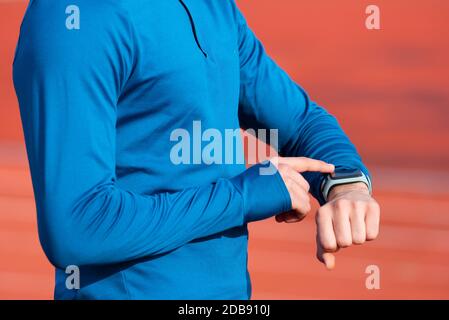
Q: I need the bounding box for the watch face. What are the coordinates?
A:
[331,169,363,180]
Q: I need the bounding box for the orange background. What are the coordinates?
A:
[1,0,448,299]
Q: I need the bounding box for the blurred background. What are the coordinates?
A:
[0,0,448,299]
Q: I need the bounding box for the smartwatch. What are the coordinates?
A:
[320,169,372,202]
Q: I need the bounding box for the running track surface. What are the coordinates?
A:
[0,0,448,299]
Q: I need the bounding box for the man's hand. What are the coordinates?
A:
[316,182,380,269]
[272,157,335,223]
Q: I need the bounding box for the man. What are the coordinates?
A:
[13,0,379,299]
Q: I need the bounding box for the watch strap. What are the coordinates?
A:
[321,171,372,202]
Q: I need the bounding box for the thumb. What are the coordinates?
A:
[316,234,336,270]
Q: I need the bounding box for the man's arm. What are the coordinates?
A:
[234,7,369,202]
[233,3,380,268]
[12,2,293,269]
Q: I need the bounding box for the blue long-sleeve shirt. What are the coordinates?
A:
[13,0,369,299]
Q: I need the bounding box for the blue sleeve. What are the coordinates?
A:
[234,5,370,204]
[13,2,291,269]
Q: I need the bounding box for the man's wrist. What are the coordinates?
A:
[328,182,370,201]
[230,162,292,223]
[320,168,372,202]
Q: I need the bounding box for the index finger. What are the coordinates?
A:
[316,234,336,270]
[280,157,335,173]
